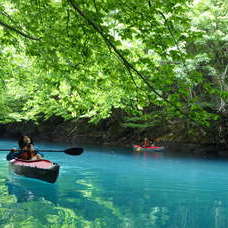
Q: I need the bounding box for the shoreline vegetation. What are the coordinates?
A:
[0,118,216,146]
[1,117,228,158]
[0,1,227,154]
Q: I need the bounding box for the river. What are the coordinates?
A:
[0,139,228,227]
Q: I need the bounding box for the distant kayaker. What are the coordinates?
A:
[142,137,155,148]
[6,135,43,161]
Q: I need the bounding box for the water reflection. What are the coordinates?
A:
[133,150,164,159]
[6,176,58,204]
[131,146,222,161]
[2,140,228,227]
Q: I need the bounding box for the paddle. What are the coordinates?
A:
[0,147,84,156]
[38,147,84,156]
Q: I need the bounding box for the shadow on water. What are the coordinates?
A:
[6,175,59,204]
[86,143,228,160]
[121,143,228,162]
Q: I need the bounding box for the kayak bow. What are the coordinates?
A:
[9,159,60,183]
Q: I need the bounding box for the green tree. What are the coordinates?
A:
[0,0,226,143]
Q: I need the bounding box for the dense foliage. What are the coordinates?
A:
[0,0,227,143]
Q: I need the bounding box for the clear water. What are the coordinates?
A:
[1,139,228,227]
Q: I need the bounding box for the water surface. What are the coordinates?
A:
[0,139,228,227]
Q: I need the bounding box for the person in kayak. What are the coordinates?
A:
[142,137,155,147]
[7,136,43,160]
[19,141,43,160]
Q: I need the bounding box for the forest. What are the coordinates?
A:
[0,0,227,145]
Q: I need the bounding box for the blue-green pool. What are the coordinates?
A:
[1,139,228,227]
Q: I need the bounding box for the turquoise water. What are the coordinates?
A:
[1,139,228,227]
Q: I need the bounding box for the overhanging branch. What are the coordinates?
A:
[67,0,208,129]
[0,20,40,41]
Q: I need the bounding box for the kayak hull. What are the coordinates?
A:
[133,145,165,152]
[9,159,60,183]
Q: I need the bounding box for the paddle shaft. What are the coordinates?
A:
[0,147,84,156]
[0,149,70,152]
[0,149,64,152]
[37,149,70,152]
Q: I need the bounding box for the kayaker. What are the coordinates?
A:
[19,142,42,160]
[142,137,155,147]
[18,135,33,149]
[6,136,43,161]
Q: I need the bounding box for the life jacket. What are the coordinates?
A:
[18,151,31,160]
[6,148,43,161]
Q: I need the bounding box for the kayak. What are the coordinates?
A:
[133,145,165,152]
[9,159,60,183]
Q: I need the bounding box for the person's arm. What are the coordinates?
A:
[6,149,21,160]
[34,149,44,158]
[35,153,43,160]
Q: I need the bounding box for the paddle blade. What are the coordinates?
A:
[64,147,84,156]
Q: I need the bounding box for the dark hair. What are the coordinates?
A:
[18,136,34,149]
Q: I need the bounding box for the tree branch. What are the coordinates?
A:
[0,20,40,41]
[67,0,209,129]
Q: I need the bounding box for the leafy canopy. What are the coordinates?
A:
[0,0,226,141]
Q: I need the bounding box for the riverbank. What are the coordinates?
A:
[0,118,221,146]
[0,117,154,146]
[0,118,137,146]
[0,118,227,157]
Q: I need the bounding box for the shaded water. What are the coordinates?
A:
[0,139,228,227]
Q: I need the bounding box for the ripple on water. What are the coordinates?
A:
[1,141,228,227]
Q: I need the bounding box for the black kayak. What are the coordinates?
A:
[9,159,60,183]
